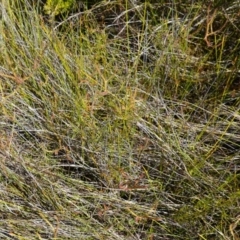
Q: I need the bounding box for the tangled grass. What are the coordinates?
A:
[0,0,239,239]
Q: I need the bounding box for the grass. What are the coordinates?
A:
[0,0,239,239]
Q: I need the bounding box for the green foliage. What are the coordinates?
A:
[44,0,76,18]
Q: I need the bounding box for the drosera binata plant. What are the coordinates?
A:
[0,0,240,239]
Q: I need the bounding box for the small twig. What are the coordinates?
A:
[0,71,29,85]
